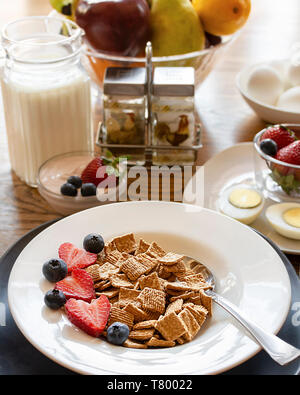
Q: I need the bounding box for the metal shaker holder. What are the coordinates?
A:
[96,42,202,164]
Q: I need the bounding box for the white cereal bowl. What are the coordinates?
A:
[236,61,300,124]
[7,201,291,375]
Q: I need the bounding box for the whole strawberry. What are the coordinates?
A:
[271,140,300,194]
[81,158,108,187]
[276,140,300,166]
[261,125,296,150]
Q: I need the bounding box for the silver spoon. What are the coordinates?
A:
[184,256,300,366]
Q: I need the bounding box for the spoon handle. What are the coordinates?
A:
[208,290,300,366]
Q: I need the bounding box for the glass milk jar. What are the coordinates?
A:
[0,17,93,187]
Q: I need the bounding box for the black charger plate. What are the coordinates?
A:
[0,220,299,375]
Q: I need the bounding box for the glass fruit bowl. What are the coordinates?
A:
[48,10,235,90]
[83,35,234,89]
[253,124,300,202]
[37,151,127,216]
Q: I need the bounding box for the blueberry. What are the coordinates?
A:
[81,183,97,196]
[42,258,68,282]
[60,182,78,197]
[67,175,82,189]
[107,322,130,345]
[44,289,66,310]
[260,139,278,156]
[83,233,105,254]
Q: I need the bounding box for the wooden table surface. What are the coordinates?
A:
[0,0,299,276]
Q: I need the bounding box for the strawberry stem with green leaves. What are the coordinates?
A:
[101,150,129,178]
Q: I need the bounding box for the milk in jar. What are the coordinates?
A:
[0,17,93,186]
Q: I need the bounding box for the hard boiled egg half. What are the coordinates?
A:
[219,185,264,225]
[266,203,300,240]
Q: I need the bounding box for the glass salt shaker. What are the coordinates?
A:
[102,67,147,164]
[151,67,196,165]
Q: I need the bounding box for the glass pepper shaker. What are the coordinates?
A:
[151,67,196,165]
[102,67,147,164]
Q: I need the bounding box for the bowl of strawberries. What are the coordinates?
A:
[37,150,127,216]
[254,124,300,202]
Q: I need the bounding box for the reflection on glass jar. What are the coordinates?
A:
[151,67,196,165]
[102,67,147,164]
[0,16,93,187]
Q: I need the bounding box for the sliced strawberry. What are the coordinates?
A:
[81,157,108,187]
[261,125,297,150]
[59,242,97,272]
[55,268,96,302]
[65,295,111,337]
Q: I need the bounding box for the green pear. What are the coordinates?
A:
[150,0,205,56]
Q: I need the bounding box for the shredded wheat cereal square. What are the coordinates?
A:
[184,304,206,327]
[120,257,149,281]
[165,299,183,315]
[155,312,187,341]
[158,252,184,266]
[176,336,186,345]
[123,302,149,322]
[135,239,150,255]
[98,262,119,280]
[107,306,134,329]
[95,287,119,299]
[138,272,162,291]
[200,289,212,315]
[163,260,186,274]
[178,308,200,341]
[146,242,166,259]
[118,288,141,306]
[169,291,195,302]
[137,287,166,314]
[133,320,157,330]
[94,280,112,290]
[157,264,172,280]
[110,273,134,289]
[104,240,117,254]
[112,233,137,254]
[85,264,101,282]
[123,339,148,349]
[146,337,176,348]
[135,254,157,274]
[193,305,209,317]
[141,309,161,321]
[129,328,155,341]
[105,250,123,266]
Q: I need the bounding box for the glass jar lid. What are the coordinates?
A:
[153,67,195,97]
[103,67,147,96]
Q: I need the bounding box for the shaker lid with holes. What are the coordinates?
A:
[103,67,147,96]
[152,67,195,97]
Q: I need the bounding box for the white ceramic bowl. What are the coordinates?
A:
[236,61,300,124]
[8,201,291,375]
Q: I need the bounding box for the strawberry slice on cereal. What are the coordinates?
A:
[65,295,111,337]
[55,268,96,303]
[59,242,97,272]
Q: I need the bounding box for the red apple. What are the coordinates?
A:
[76,0,150,56]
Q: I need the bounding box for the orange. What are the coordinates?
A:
[192,0,251,36]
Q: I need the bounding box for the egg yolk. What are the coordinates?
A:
[229,188,262,209]
[283,208,300,228]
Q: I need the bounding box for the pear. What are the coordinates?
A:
[150,0,205,57]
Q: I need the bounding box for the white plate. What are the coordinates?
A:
[8,201,291,375]
[184,143,300,255]
[236,60,300,124]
